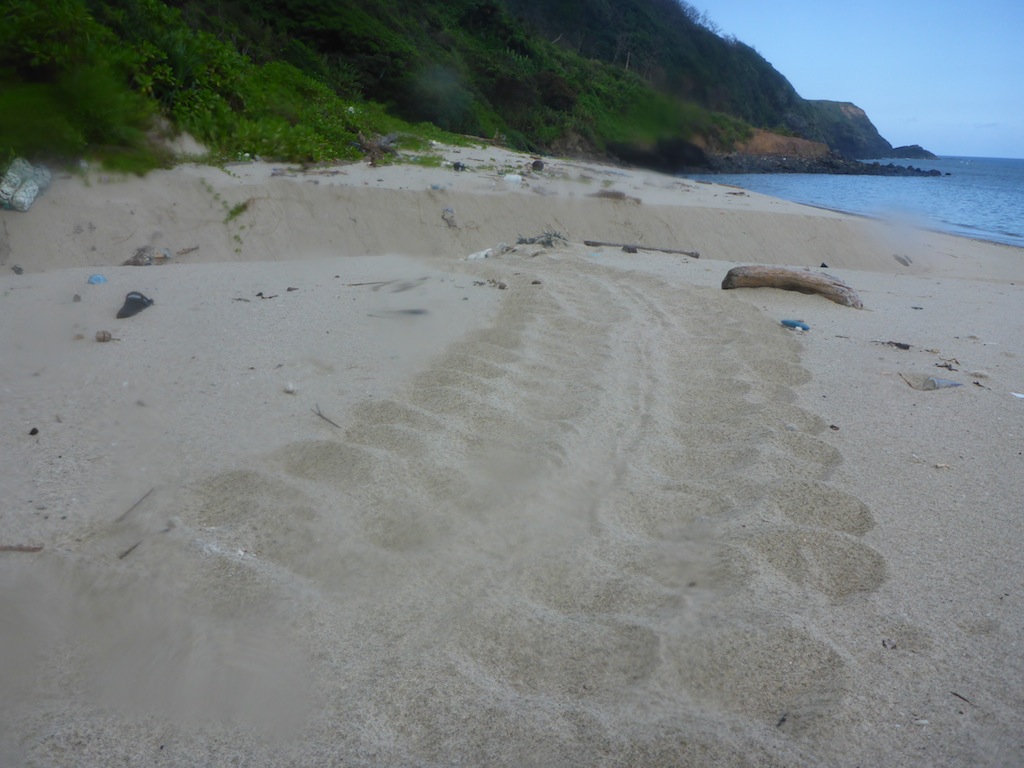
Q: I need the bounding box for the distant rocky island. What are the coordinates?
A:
[888,144,938,159]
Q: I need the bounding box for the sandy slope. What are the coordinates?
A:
[1,144,1022,767]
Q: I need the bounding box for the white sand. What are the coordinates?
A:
[2,145,1023,766]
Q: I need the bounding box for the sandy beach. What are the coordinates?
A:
[2,143,1022,767]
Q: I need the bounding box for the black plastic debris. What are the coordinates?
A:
[116,291,154,319]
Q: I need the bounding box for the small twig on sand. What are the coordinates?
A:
[118,525,173,560]
[950,691,975,706]
[312,404,342,429]
[583,240,700,258]
[114,488,155,524]
[0,544,44,553]
[118,540,142,559]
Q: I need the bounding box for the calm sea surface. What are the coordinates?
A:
[687,156,1024,249]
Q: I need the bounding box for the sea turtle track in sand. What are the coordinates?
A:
[168,247,893,762]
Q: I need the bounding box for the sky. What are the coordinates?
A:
[692,0,1024,158]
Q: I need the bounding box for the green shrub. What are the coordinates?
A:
[0,0,159,167]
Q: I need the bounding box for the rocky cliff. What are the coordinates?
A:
[732,129,832,159]
[699,125,940,175]
[797,101,893,159]
[500,0,903,161]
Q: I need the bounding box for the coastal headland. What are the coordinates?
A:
[615,129,945,176]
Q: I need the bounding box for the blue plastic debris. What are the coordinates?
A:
[781,319,810,331]
[87,274,108,284]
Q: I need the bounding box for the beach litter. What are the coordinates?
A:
[518,231,567,248]
[921,377,963,391]
[900,373,964,391]
[0,157,51,212]
[781,319,810,331]
[87,274,108,284]
[123,245,168,266]
[116,291,154,319]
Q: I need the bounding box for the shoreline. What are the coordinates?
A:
[2,144,1022,767]
[683,168,1024,252]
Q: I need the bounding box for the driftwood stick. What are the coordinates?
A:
[312,404,343,429]
[721,265,863,309]
[118,540,142,560]
[0,544,44,553]
[583,240,700,258]
[118,525,173,560]
[114,487,155,524]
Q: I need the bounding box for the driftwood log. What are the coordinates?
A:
[721,265,863,309]
[583,240,699,258]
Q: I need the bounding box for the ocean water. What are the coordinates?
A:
[687,156,1024,249]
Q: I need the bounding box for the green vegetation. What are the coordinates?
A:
[0,0,158,170]
[225,199,251,222]
[0,0,887,172]
[1,0,417,170]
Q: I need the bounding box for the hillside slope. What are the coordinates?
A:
[146,0,901,161]
[502,0,893,158]
[3,0,901,169]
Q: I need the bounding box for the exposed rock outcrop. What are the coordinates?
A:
[607,128,942,177]
[731,130,832,159]
[704,152,942,176]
